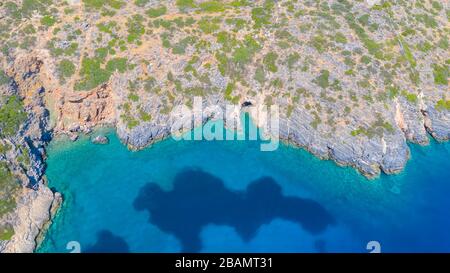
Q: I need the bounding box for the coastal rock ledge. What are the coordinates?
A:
[1,0,449,252]
[1,186,61,253]
[0,54,62,253]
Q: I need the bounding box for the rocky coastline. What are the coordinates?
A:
[0,0,449,253]
[0,50,448,253]
[0,54,62,253]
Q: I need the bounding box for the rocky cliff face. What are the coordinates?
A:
[1,186,60,253]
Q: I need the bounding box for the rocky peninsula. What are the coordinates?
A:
[0,0,449,252]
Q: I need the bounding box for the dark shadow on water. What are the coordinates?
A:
[85,230,130,253]
[134,169,335,252]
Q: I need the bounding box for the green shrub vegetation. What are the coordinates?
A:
[146,6,167,18]
[75,57,128,91]
[263,52,278,73]
[106,57,128,73]
[234,35,260,64]
[0,70,9,86]
[83,0,124,10]
[436,99,450,111]
[97,21,117,34]
[40,15,56,27]
[433,64,448,85]
[127,15,146,44]
[351,114,395,138]
[75,58,110,91]
[172,36,196,55]
[121,102,140,129]
[199,1,226,13]
[4,0,51,21]
[401,90,418,104]
[251,0,275,28]
[47,39,78,57]
[0,143,12,154]
[346,17,383,59]
[233,46,253,65]
[198,17,221,34]
[225,18,246,32]
[224,82,240,102]
[0,225,14,241]
[287,104,294,117]
[398,37,416,68]
[135,0,149,7]
[254,66,265,84]
[216,31,237,53]
[310,34,328,53]
[0,95,28,138]
[22,24,36,35]
[139,109,152,122]
[0,162,20,219]
[176,0,197,11]
[128,93,140,102]
[334,32,347,44]
[314,70,330,89]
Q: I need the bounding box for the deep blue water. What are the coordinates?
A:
[38,118,450,253]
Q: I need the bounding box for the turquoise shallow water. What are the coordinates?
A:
[38,119,450,253]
